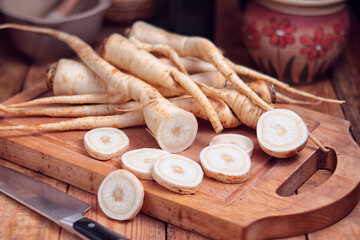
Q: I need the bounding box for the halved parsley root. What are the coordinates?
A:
[152,154,203,194]
[200,143,251,183]
[97,169,144,220]
[121,148,169,180]
[256,109,308,158]
[209,134,254,157]
[84,127,129,160]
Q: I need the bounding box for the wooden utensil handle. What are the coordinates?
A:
[74,217,130,240]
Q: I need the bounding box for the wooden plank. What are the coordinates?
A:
[331,13,360,143]
[0,160,64,240]
[60,186,166,240]
[0,85,359,240]
[300,12,360,240]
[167,224,209,240]
[0,24,167,240]
[1,12,358,239]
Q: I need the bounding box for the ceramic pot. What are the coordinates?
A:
[242,0,350,84]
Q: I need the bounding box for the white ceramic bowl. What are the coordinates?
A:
[0,0,110,62]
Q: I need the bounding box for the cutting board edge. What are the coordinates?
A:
[1,88,360,240]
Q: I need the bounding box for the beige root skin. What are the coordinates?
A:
[8,93,130,108]
[153,72,226,98]
[225,58,345,104]
[0,113,145,132]
[0,104,122,117]
[196,82,268,129]
[0,95,239,132]
[127,21,331,151]
[275,92,321,105]
[102,33,222,133]
[47,59,118,95]
[129,36,188,75]
[129,21,273,112]
[160,54,342,105]
[191,72,226,89]
[0,23,198,153]
[159,57,218,73]
[170,96,240,128]
[47,58,225,99]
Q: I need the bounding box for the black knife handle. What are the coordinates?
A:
[73,217,130,240]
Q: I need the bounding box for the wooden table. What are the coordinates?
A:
[0,2,359,239]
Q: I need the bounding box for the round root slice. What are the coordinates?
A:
[121,148,170,180]
[200,144,251,183]
[97,169,144,220]
[152,154,203,194]
[256,109,308,158]
[209,134,254,157]
[143,101,198,153]
[84,127,129,160]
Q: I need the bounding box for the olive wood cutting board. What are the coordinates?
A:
[0,82,359,240]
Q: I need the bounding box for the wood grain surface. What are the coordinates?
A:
[0,0,359,239]
[0,73,359,240]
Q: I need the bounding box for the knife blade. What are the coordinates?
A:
[0,165,130,240]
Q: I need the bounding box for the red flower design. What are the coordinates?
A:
[300,28,333,61]
[332,19,348,47]
[243,21,261,49]
[262,18,295,48]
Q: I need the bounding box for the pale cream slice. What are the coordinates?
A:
[209,133,254,157]
[200,143,251,183]
[256,109,308,158]
[152,154,203,194]
[97,169,144,220]
[121,148,169,180]
[84,127,129,160]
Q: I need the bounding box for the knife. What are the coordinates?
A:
[0,165,130,240]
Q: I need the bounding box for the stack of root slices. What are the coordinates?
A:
[93,108,309,221]
[91,128,258,220]
[201,133,253,183]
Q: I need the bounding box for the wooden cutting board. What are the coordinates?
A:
[0,83,359,240]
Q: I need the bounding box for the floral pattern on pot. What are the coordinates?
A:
[243,21,261,49]
[242,1,350,84]
[300,27,333,62]
[332,18,349,47]
[262,18,295,48]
